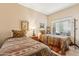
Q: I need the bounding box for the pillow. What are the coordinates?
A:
[40,30,45,34]
[12,30,26,38]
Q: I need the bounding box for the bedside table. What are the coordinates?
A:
[31,36,39,41]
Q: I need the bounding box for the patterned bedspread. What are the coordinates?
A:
[0,37,52,56]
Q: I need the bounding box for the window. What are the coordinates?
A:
[53,20,71,36]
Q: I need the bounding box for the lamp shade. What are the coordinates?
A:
[31,27,35,30]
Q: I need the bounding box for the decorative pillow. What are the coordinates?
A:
[12,30,26,38]
[40,30,45,34]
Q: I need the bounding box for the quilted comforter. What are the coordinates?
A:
[0,37,52,56]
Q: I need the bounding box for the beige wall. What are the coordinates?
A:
[48,4,79,42]
[0,3,47,42]
[48,4,79,25]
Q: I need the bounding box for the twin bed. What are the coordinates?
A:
[0,37,52,56]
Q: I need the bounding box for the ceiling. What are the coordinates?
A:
[20,3,76,15]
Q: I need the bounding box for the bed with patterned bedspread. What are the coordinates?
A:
[0,37,52,56]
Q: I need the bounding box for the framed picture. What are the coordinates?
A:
[46,26,51,34]
[21,20,29,33]
[40,23,45,28]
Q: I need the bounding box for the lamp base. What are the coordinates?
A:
[32,30,35,36]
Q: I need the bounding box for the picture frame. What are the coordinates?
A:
[40,23,45,28]
[21,20,29,33]
[46,26,51,34]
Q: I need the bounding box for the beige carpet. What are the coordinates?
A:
[66,46,79,56]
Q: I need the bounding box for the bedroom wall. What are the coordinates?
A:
[48,4,79,43]
[0,3,47,42]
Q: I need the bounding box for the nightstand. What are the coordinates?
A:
[31,36,39,41]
